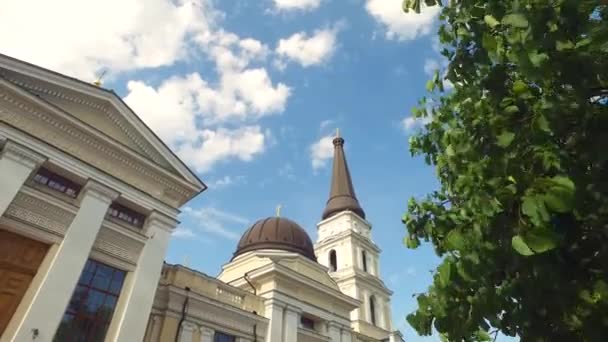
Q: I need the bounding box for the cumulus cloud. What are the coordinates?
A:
[310,135,335,171]
[272,0,322,12]
[172,227,198,239]
[183,207,248,241]
[366,0,440,41]
[275,26,340,67]
[0,0,218,80]
[124,71,285,172]
[207,175,246,189]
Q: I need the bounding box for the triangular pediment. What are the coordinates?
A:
[0,54,204,190]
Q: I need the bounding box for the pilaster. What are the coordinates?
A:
[8,180,119,342]
[264,299,284,342]
[107,211,178,342]
[0,140,46,216]
[200,326,214,342]
[284,305,300,342]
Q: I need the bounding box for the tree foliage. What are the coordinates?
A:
[401,0,608,341]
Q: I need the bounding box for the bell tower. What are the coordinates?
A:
[314,133,401,341]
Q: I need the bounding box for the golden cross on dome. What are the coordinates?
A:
[276,204,282,217]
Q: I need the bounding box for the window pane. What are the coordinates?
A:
[109,271,125,295]
[91,264,113,290]
[55,259,124,342]
[85,291,105,315]
[214,332,236,342]
[68,285,88,313]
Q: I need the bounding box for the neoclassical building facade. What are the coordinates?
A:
[0,54,402,342]
[145,135,403,342]
[0,54,206,342]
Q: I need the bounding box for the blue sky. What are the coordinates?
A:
[2,0,514,340]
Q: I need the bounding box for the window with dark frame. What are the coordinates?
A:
[362,250,368,272]
[301,316,316,330]
[107,202,146,228]
[33,167,82,198]
[329,249,337,272]
[369,295,377,326]
[214,331,236,342]
[54,259,126,342]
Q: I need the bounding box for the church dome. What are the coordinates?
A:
[233,217,317,261]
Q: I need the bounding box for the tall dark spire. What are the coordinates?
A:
[322,133,366,220]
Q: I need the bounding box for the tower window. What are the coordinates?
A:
[369,295,377,326]
[362,250,368,272]
[329,249,337,272]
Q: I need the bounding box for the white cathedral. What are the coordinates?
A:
[0,53,403,342]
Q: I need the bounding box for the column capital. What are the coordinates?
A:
[146,210,179,233]
[82,180,120,204]
[264,298,288,309]
[285,304,302,314]
[181,321,197,332]
[1,140,46,169]
[200,326,214,336]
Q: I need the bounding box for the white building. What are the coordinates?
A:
[145,135,403,342]
[0,55,403,342]
[0,54,206,342]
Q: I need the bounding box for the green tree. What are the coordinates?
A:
[401,0,608,341]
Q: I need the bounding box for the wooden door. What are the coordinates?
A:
[0,229,48,335]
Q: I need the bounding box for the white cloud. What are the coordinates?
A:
[207,175,246,189]
[0,0,217,80]
[276,27,340,67]
[423,58,440,76]
[184,206,248,241]
[278,163,296,180]
[176,126,267,173]
[319,119,335,130]
[172,227,198,239]
[402,115,431,133]
[272,0,322,11]
[365,0,440,41]
[310,135,335,171]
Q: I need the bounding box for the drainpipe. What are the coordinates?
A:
[174,286,191,342]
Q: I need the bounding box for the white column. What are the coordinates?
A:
[328,322,341,342]
[362,290,370,323]
[109,211,177,342]
[200,327,214,342]
[0,140,45,216]
[265,300,284,342]
[378,299,386,329]
[341,327,353,342]
[179,321,196,342]
[284,306,300,342]
[10,180,119,342]
[384,298,392,331]
[146,315,163,342]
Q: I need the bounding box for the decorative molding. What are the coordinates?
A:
[82,179,120,204]
[1,139,46,169]
[0,82,197,207]
[4,191,74,237]
[1,70,167,167]
[92,225,145,266]
[146,211,179,233]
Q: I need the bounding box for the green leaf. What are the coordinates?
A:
[512,235,534,256]
[512,80,527,95]
[484,15,500,28]
[529,51,549,67]
[556,40,575,51]
[505,105,519,114]
[446,144,456,157]
[525,229,559,253]
[522,195,549,225]
[482,33,497,51]
[405,235,421,249]
[445,229,466,250]
[536,115,550,132]
[497,131,515,147]
[426,79,435,91]
[438,261,451,286]
[544,176,575,213]
[549,176,575,192]
[502,14,528,28]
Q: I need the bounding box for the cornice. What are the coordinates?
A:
[0,123,179,218]
[0,80,198,207]
[1,139,46,169]
[2,73,165,165]
[333,270,393,296]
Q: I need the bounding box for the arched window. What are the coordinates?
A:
[329,250,337,272]
[369,295,377,326]
[362,250,368,272]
